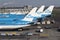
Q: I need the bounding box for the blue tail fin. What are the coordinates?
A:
[22,7,38,22]
[44,5,54,14]
[40,5,54,18]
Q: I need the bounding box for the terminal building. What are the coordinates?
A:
[0,5,32,14]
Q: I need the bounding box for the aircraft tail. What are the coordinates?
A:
[44,5,54,14]
[22,7,38,22]
[37,5,45,12]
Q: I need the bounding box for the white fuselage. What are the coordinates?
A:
[0,25,30,29]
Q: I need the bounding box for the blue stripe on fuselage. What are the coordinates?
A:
[0,20,31,25]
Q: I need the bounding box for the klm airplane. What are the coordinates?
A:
[0,5,54,30]
[0,5,45,21]
[0,5,45,25]
[0,7,38,29]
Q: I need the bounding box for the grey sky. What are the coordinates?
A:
[0,0,60,7]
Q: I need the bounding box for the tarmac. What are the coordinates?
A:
[0,24,60,40]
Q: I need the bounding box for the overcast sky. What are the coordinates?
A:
[0,0,60,7]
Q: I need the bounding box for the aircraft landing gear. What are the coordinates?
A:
[18,28,23,31]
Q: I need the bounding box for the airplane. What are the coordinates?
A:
[0,5,54,30]
[0,5,45,22]
[0,7,38,30]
